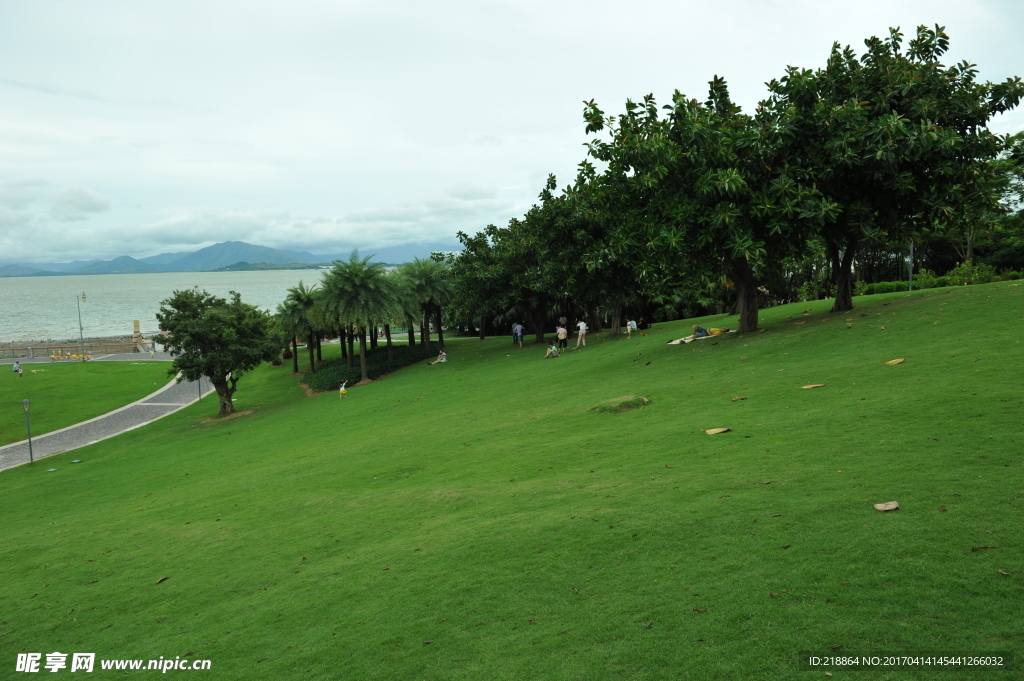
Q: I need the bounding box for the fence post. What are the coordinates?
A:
[28,347,34,359]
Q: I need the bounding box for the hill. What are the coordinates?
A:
[67,256,162,274]
[159,241,313,271]
[1,282,1021,679]
[0,263,52,277]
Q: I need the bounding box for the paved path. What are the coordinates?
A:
[0,373,215,472]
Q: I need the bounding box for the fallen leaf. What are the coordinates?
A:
[998,569,1010,575]
[155,577,169,584]
[528,619,537,624]
[971,546,998,552]
[768,593,780,597]
[879,326,886,330]
[256,658,268,664]
[693,608,708,613]
[645,620,653,629]
[762,480,772,485]
[750,532,756,536]
[939,506,947,512]
[885,358,905,365]
[772,513,783,517]
[382,567,390,570]
[423,640,433,645]
[731,396,748,402]
[799,384,826,389]
[830,644,844,650]
[873,501,899,511]
[665,465,673,468]
[781,545,791,549]
[437,618,447,623]
[705,427,731,434]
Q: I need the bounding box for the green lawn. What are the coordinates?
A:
[1,361,174,446]
[1,283,1022,680]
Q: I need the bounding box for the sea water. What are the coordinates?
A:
[0,270,331,342]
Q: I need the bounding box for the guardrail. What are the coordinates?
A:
[0,343,154,360]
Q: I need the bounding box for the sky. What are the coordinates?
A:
[1,0,1022,264]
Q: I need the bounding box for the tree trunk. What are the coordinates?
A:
[211,375,237,415]
[420,307,430,346]
[358,325,369,382]
[727,256,759,333]
[588,304,602,333]
[407,315,416,347]
[340,327,347,359]
[370,321,378,349]
[609,299,622,336]
[384,324,394,361]
[306,336,316,373]
[316,336,323,362]
[434,305,445,348]
[291,338,299,373]
[347,324,354,369]
[479,314,487,341]
[830,238,858,313]
[527,307,546,344]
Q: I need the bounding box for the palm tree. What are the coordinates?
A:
[284,281,319,372]
[399,257,453,347]
[321,251,398,383]
[275,299,306,373]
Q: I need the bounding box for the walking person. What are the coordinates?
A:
[556,325,568,350]
[513,321,525,349]
[575,319,588,348]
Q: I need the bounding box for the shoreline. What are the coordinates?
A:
[0,335,146,349]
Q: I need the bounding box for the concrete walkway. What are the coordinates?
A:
[0,373,216,472]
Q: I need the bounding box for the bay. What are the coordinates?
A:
[0,270,331,342]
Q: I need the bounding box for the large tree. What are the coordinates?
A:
[765,25,1024,311]
[157,288,278,415]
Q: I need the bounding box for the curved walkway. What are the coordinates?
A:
[0,372,215,472]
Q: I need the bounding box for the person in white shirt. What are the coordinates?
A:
[429,350,447,365]
[626,318,638,337]
[12,362,23,377]
[575,320,588,348]
[512,323,524,349]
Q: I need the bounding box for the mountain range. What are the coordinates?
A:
[0,241,459,277]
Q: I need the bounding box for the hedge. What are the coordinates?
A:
[301,341,440,392]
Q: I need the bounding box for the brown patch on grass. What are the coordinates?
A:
[302,384,323,397]
[201,409,254,423]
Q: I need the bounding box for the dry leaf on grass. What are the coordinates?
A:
[423,640,433,645]
[731,396,748,402]
[155,577,169,584]
[886,358,905,365]
[772,513,783,517]
[998,569,1010,575]
[873,501,899,511]
[799,384,826,389]
[705,428,731,434]
[971,546,998,552]
[693,608,708,613]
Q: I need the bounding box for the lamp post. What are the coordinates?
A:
[76,292,87,361]
[22,399,33,464]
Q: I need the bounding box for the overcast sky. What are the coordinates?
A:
[1,0,1022,264]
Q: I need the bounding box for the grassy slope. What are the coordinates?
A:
[0,362,173,445]
[1,283,1022,680]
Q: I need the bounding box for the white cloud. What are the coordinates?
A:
[0,179,49,209]
[49,186,111,221]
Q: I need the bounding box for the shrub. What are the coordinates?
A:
[302,342,440,392]
[282,349,293,360]
[271,358,283,367]
[945,261,996,286]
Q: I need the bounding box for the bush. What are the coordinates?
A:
[282,349,293,360]
[271,358,283,367]
[301,342,440,392]
[945,261,996,286]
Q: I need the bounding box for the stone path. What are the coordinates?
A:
[0,373,215,472]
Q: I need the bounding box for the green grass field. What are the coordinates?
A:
[1,283,1022,680]
[0,361,173,446]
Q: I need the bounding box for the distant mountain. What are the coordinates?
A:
[0,264,52,277]
[70,256,162,274]
[304,243,462,265]
[163,241,313,271]
[279,249,322,261]
[1,259,101,272]
[139,251,190,265]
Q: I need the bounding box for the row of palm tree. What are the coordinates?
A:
[275,252,452,383]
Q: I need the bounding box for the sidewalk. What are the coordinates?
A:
[0,373,215,472]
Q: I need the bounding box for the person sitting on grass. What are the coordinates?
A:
[683,325,731,341]
[545,343,560,358]
[429,350,447,365]
[626,318,638,337]
[12,361,23,377]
